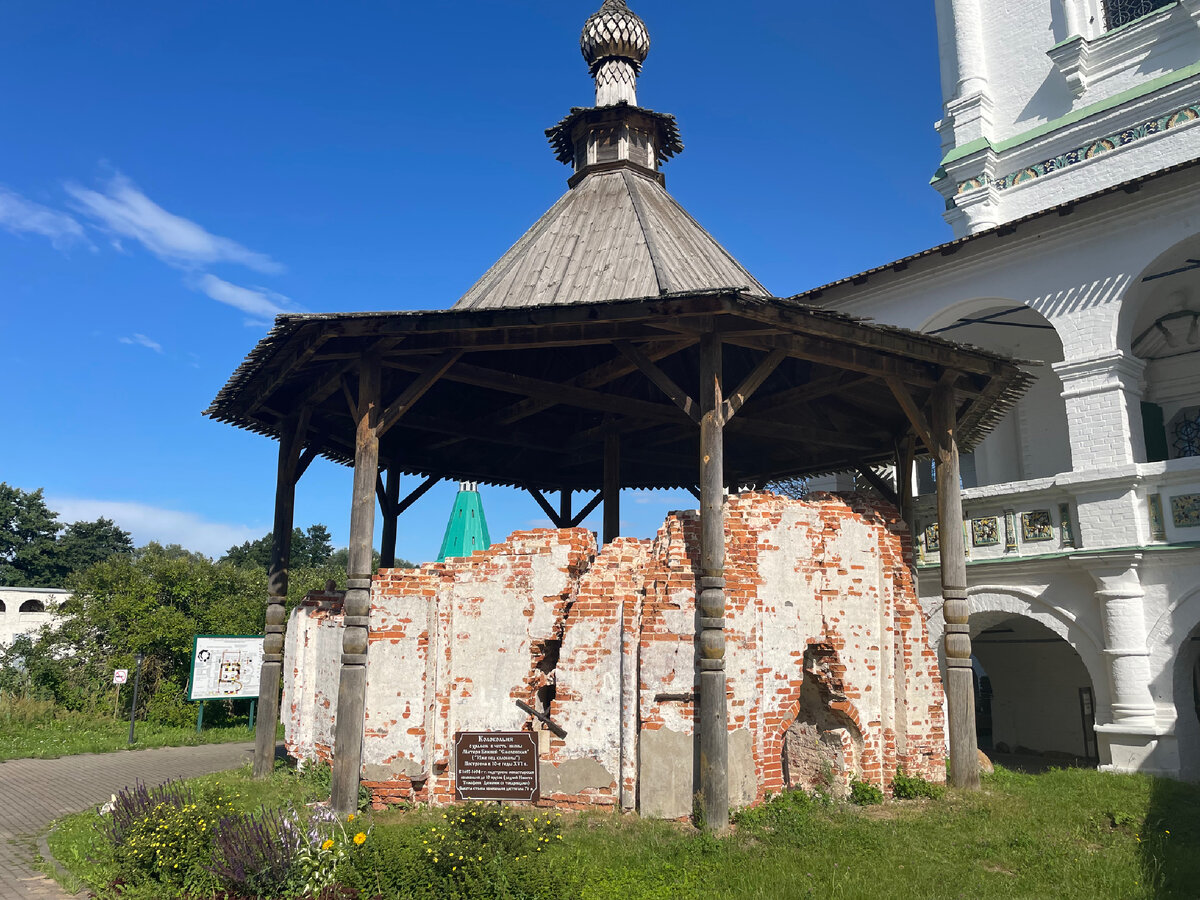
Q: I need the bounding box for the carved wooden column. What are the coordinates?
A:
[253,412,306,779]
[698,332,728,829]
[603,432,620,544]
[331,355,381,814]
[933,379,980,789]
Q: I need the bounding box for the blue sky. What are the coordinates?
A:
[1,1,951,563]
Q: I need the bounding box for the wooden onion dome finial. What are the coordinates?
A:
[580,0,650,107]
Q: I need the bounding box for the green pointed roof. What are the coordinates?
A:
[437,482,492,562]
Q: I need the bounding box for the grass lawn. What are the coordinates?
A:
[0,715,267,761]
[46,764,1200,899]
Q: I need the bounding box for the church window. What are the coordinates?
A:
[1169,406,1200,458]
[1103,0,1174,30]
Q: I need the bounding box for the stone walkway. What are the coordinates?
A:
[0,741,265,900]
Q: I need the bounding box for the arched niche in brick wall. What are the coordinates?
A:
[917,299,1071,490]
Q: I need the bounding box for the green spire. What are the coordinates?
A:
[437,482,492,562]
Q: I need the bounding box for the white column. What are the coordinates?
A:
[1090,557,1156,726]
[1054,352,1147,471]
[949,0,989,98]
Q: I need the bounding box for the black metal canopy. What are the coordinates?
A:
[205,289,1033,493]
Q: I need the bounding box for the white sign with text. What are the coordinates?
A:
[188,635,264,701]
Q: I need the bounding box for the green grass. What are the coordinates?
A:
[0,713,268,761]
[44,764,1200,900]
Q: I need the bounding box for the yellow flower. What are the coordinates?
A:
[354,832,367,845]
[347,814,355,822]
[322,839,334,851]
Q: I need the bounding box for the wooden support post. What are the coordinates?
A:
[254,411,306,779]
[933,379,980,790]
[698,332,728,830]
[603,432,620,544]
[379,468,400,569]
[332,355,381,814]
[559,489,572,529]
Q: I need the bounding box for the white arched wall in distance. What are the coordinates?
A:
[1146,587,1200,779]
[920,300,1072,488]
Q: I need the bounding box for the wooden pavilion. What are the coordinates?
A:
[206,0,1033,826]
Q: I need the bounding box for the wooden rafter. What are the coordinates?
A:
[886,377,937,455]
[376,350,463,438]
[613,340,700,423]
[722,348,786,422]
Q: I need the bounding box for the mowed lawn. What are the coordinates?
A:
[46,762,1200,899]
[0,714,262,761]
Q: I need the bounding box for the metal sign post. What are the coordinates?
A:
[127,653,144,745]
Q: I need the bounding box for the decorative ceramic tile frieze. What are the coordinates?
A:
[1004,510,1018,551]
[954,101,1200,197]
[1021,510,1054,542]
[972,516,1000,547]
[1148,493,1167,541]
[924,523,940,552]
[1170,493,1200,528]
[1059,503,1076,548]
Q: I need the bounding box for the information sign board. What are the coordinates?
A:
[453,732,539,802]
[188,635,264,701]
[112,669,128,685]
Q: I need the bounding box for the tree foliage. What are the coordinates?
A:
[221,525,336,571]
[0,483,133,587]
[0,544,343,722]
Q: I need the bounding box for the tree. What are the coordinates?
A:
[221,524,337,571]
[0,483,62,586]
[54,517,134,579]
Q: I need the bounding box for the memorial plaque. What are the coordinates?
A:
[453,731,540,802]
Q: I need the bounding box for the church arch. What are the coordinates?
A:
[18,599,44,614]
[918,300,1072,489]
[1145,587,1200,779]
[1119,233,1200,463]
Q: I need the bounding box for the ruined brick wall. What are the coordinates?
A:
[283,493,945,816]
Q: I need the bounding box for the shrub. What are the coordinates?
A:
[849,779,884,806]
[891,766,945,800]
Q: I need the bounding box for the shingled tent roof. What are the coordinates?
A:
[454,162,767,310]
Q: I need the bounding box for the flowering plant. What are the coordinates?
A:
[293,806,371,895]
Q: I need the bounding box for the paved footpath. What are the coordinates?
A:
[0,741,265,900]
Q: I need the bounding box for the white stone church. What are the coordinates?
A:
[813,0,1200,778]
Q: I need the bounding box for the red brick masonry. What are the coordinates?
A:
[283,492,945,816]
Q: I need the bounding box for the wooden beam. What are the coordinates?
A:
[697,331,728,831]
[886,377,937,455]
[331,352,382,815]
[293,441,321,485]
[340,375,358,419]
[389,358,693,426]
[722,348,786,422]
[424,339,695,452]
[559,489,572,528]
[376,350,463,438]
[395,474,440,517]
[289,337,401,413]
[853,462,899,508]
[933,381,980,790]
[526,485,565,528]
[379,468,400,569]
[741,373,873,419]
[568,492,603,527]
[244,330,337,416]
[723,332,945,388]
[613,340,700,423]
[603,432,620,543]
[375,473,396,519]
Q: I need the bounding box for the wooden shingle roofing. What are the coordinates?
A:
[453,168,768,310]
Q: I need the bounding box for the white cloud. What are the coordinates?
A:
[65,173,282,273]
[46,497,262,559]
[118,333,163,353]
[0,186,89,250]
[196,273,297,321]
